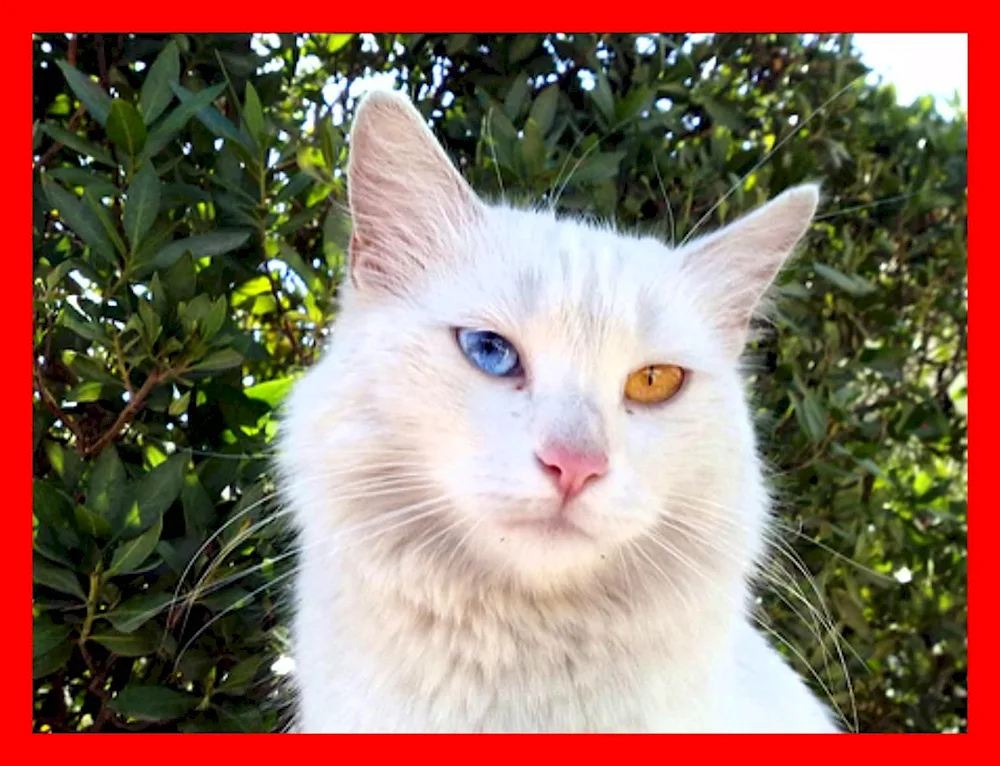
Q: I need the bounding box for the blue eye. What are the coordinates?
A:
[456,329,522,377]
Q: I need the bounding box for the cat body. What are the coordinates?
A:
[279,90,839,733]
[290,523,832,732]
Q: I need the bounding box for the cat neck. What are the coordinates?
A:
[316,528,747,664]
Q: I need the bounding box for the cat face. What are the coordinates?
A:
[281,91,818,591]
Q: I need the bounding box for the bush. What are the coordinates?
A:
[32,33,967,733]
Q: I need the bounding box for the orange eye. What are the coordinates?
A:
[624,364,685,404]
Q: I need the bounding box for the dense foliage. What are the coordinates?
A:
[32,33,967,733]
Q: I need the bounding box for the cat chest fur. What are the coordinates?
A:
[291,554,735,733]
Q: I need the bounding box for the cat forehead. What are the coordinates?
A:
[423,206,709,359]
[489,208,678,305]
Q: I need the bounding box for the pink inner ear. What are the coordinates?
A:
[678,186,819,353]
[349,232,384,290]
[345,92,485,295]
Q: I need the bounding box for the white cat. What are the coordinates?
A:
[278,89,839,733]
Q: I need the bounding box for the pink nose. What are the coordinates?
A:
[536,443,609,500]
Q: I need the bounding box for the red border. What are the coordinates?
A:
[21,19,976,747]
[23,26,36,740]
[965,23,978,740]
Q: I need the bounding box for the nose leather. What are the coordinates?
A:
[536,443,609,499]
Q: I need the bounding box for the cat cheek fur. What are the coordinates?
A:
[279,89,836,732]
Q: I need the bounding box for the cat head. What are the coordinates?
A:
[283,90,818,593]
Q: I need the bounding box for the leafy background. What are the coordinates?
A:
[32,33,967,733]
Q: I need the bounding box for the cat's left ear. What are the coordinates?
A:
[347,90,485,297]
[680,184,819,356]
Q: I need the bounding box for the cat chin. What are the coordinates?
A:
[483,541,612,589]
[461,511,641,587]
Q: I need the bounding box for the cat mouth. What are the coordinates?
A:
[503,516,593,539]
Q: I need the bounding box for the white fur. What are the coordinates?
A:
[278,90,838,733]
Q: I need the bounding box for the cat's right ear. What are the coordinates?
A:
[679,184,819,357]
[347,90,484,296]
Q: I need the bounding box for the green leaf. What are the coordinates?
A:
[234,275,273,299]
[199,585,252,613]
[33,537,77,571]
[155,538,199,576]
[164,252,197,302]
[74,504,113,539]
[327,33,354,52]
[109,685,199,721]
[181,473,215,536]
[125,453,187,534]
[521,118,546,176]
[276,240,324,296]
[217,654,267,694]
[33,480,81,553]
[831,588,872,639]
[33,615,72,658]
[140,82,227,161]
[509,35,538,64]
[44,439,85,489]
[296,144,329,182]
[311,120,339,174]
[202,296,228,338]
[274,172,313,203]
[123,166,162,254]
[813,262,877,297]
[43,261,79,296]
[699,97,750,133]
[47,167,119,198]
[528,85,560,135]
[103,591,174,633]
[60,311,111,345]
[243,81,265,144]
[446,34,472,55]
[181,293,213,326]
[244,377,295,407]
[170,82,252,149]
[39,123,116,167]
[503,77,531,121]
[190,348,244,374]
[90,627,164,658]
[33,559,86,600]
[41,176,117,264]
[87,445,129,519]
[82,187,128,257]
[107,516,163,576]
[106,100,148,158]
[33,642,73,680]
[167,389,191,417]
[591,69,615,124]
[617,85,653,122]
[56,61,112,126]
[144,229,252,272]
[66,358,123,392]
[566,150,626,186]
[140,40,180,125]
[214,704,270,733]
[795,391,829,443]
[483,99,517,148]
[65,380,104,403]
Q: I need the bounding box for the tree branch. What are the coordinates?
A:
[83,368,166,457]
[33,362,88,452]
[35,106,86,168]
[95,34,109,88]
